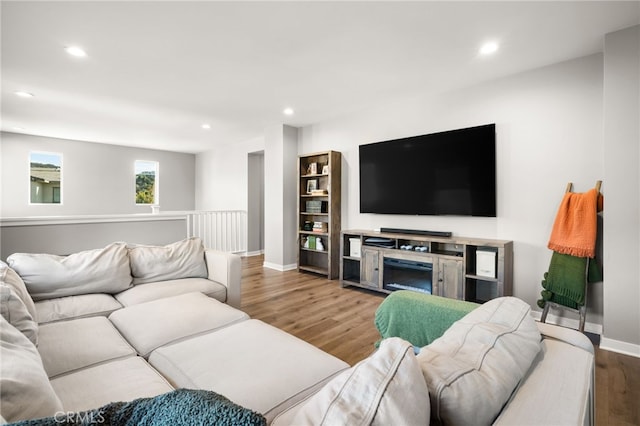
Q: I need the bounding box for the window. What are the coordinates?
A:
[135,160,158,205]
[30,152,62,204]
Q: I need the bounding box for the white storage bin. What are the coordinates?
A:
[476,250,496,278]
[349,238,361,258]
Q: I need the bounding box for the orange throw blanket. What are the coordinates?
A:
[548,188,603,258]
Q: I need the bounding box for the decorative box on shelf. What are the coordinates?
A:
[313,222,328,233]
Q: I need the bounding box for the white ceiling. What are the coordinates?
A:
[2,1,639,154]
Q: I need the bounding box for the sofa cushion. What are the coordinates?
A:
[129,237,208,285]
[7,242,132,301]
[148,319,349,422]
[0,261,37,322]
[273,337,430,426]
[114,277,226,307]
[51,356,174,413]
[35,293,123,324]
[0,315,63,422]
[109,292,248,357]
[416,296,541,425]
[0,283,38,345]
[38,316,136,378]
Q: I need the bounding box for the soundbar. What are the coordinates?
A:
[380,228,452,238]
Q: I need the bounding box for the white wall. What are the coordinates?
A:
[263,124,298,270]
[195,136,264,212]
[602,25,640,353]
[196,41,639,350]
[1,132,196,216]
[297,53,605,325]
[197,54,606,324]
[0,218,187,260]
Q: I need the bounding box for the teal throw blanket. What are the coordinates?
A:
[10,389,266,426]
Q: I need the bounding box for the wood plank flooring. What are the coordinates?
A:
[240,254,639,426]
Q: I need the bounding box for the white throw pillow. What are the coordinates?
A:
[0,262,37,321]
[276,337,430,426]
[128,237,208,285]
[0,284,38,345]
[7,242,132,301]
[0,315,63,422]
[417,297,541,426]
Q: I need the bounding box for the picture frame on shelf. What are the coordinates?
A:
[308,163,317,175]
[306,179,318,193]
[322,165,329,174]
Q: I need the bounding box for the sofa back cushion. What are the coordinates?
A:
[0,262,38,344]
[129,237,208,285]
[416,296,541,425]
[1,262,37,321]
[273,337,430,426]
[7,242,132,301]
[0,284,38,345]
[0,315,63,422]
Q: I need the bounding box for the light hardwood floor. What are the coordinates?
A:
[240,255,639,425]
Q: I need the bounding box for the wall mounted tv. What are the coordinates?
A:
[359,123,496,217]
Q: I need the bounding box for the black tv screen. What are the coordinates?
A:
[359,124,496,217]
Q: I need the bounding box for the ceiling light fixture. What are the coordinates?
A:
[479,42,499,55]
[283,108,294,116]
[15,91,34,98]
[201,124,211,130]
[65,46,87,57]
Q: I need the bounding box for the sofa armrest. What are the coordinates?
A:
[374,291,479,347]
[204,249,242,309]
[536,322,594,354]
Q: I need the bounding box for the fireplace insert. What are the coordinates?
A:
[383,257,433,294]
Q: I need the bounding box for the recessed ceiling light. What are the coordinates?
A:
[15,91,34,98]
[283,108,294,116]
[65,46,87,57]
[201,124,211,130]
[479,42,499,55]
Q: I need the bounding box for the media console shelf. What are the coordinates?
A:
[340,229,513,303]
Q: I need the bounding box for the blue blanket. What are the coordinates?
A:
[10,389,266,426]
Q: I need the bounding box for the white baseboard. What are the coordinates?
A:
[599,337,640,358]
[530,310,603,335]
[244,250,264,257]
[263,261,297,272]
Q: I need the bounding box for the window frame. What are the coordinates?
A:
[135,160,159,206]
[28,151,63,205]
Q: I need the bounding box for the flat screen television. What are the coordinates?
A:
[359,124,496,217]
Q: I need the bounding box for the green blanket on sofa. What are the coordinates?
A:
[374,291,479,348]
[10,389,265,426]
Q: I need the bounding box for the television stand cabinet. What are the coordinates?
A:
[340,229,513,303]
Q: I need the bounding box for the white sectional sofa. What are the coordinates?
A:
[1,237,595,425]
[0,238,349,424]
